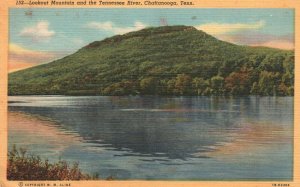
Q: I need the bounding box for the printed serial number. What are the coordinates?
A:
[272,184,290,187]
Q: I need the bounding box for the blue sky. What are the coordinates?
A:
[9,8,294,72]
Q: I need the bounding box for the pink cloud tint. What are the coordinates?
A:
[9,43,69,72]
[217,31,294,50]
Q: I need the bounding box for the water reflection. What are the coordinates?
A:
[8,96,293,160]
[8,96,293,180]
[8,111,84,156]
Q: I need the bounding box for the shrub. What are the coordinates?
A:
[7,145,97,180]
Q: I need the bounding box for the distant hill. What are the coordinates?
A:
[8,26,294,96]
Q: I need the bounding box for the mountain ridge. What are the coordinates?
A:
[9,25,294,96]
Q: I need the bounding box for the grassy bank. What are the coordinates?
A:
[7,145,99,180]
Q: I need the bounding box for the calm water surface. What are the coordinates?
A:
[8,96,293,180]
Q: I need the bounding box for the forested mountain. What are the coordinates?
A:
[9,26,294,96]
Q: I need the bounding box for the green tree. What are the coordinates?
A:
[259,54,284,73]
[258,71,281,96]
[167,79,176,95]
[139,77,158,95]
[103,80,138,95]
[192,77,207,95]
[210,75,224,95]
[225,70,251,95]
[250,82,259,95]
[174,74,192,95]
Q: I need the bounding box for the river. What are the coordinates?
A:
[8,96,293,180]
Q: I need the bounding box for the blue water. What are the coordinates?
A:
[8,96,293,180]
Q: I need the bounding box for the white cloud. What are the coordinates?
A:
[85,21,147,34]
[196,20,265,35]
[19,21,55,42]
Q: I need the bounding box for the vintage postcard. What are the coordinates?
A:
[0,0,299,187]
